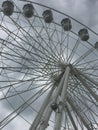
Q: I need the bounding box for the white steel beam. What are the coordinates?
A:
[54,66,70,130]
[29,85,55,130]
[38,107,52,130]
[67,97,92,130]
[65,105,78,130]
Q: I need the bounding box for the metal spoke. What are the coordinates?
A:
[0,1,98,130]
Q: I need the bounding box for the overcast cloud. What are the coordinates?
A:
[0,0,98,130]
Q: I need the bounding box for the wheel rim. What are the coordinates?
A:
[0,0,98,130]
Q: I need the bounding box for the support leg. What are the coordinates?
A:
[54,66,70,130]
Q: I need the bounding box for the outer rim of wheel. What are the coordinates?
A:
[0,0,98,130]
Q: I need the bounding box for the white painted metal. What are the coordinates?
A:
[65,105,78,130]
[38,107,52,130]
[54,66,70,130]
[68,97,92,130]
[77,69,98,86]
[77,74,98,101]
[29,85,55,130]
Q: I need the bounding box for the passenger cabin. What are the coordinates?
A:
[42,10,53,23]
[2,0,14,16]
[78,28,89,41]
[61,18,72,31]
[23,4,34,18]
[95,42,98,49]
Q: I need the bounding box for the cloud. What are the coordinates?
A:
[0,0,98,130]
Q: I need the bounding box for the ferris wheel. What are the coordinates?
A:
[0,0,98,130]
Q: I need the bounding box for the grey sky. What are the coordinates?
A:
[0,0,98,130]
